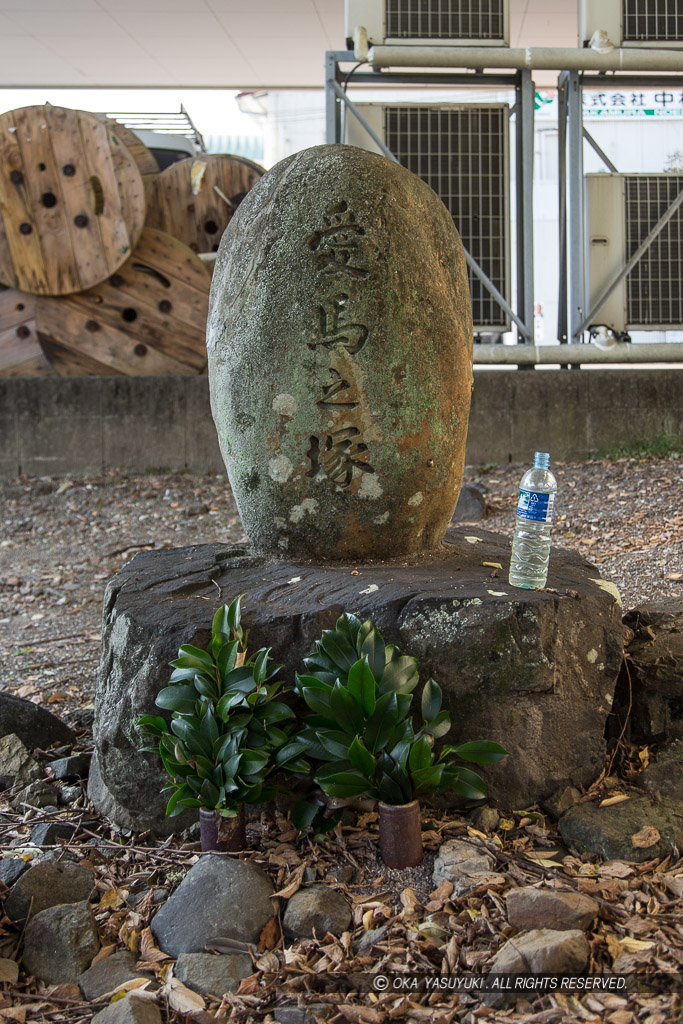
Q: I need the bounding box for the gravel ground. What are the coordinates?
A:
[0,455,680,716]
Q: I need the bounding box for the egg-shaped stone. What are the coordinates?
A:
[208,144,473,561]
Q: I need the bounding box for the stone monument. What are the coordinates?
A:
[89,145,625,833]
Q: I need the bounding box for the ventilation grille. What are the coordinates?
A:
[626,175,683,326]
[385,105,509,328]
[622,0,683,42]
[385,0,505,42]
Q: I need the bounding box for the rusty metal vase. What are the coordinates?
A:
[378,799,423,869]
[199,805,246,853]
[207,144,473,562]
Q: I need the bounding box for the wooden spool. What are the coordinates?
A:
[145,153,264,254]
[36,228,210,376]
[93,115,159,197]
[0,284,53,376]
[0,104,146,296]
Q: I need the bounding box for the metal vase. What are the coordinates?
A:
[378,799,423,869]
[199,805,246,853]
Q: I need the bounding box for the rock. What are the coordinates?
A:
[505,887,599,931]
[150,854,274,956]
[11,778,56,809]
[432,839,506,895]
[174,952,252,996]
[91,534,624,830]
[49,753,91,781]
[486,928,589,1006]
[282,885,352,939]
[0,733,41,789]
[4,859,94,922]
[22,900,99,984]
[543,784,582,820]
[0,856,29,887]
[79,949,152,1000]
[469,805,500,833]
[610,600,683,743]
[327,864,354,885]
[452,483,486,522]
[559,796,683,861]
[208,143,473,562]
[0,692,74,750]
[353,925,388,953]
[91,993,161,1024]
[29,821,77,846]
[637,740,683,804]
[271,1007,326,1024]
[59,784,83,805]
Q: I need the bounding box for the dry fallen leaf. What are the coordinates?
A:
[162,974,206,1014]
[631,825,661,849]
[0,959,19,984]
[272,863,305,899]
[600,794,631,807]
[138,926,171,964]
[257,916,280,953]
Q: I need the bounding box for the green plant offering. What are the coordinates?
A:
[289,613,509,806]
[137,595,307,817]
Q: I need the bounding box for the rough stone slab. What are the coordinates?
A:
[485,928,590,1007]
[0,733,41,790]
[78,949,151,1000]
[559,796,683,862]
[29,821,77,846]
[22,900,100,984]
[49,753,91,781]
[91,993,161,1024]
[4,859,94,922]
[0,693,74,750]
[91,531,624,832]
[282,885,352,939]
[637,740,683,804]
[174,952,252,996]
[432,838,505,895]
[0,856,29,888]
[150,855,275,957]
[505,887,599,932]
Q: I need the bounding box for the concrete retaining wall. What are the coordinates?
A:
[1,369,681,478]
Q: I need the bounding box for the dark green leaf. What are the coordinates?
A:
[380,654,419,694]
[365,691,399,754]
[255,701,295,724]
[357,622,386,680]
[346,657,376,716]
[318,730,352,760]
[442,766,488,800]
[212,603,231,642]
[347,736,375,777]
[226,594,243,636]
[136,715,168,736]
[200,778,220,808]
[315,770,368,798]
[300,686,333,718]
[410,762,444,793]
[450,740,510,764]
[336,612,363,649]
[199,708,219,750]
[217,640,239,678]
[376,771,406,805]
[291,799,319,830]
[193,673,219,700]
[165,783,192,816]
[251,647,271,685]
[320,630,357,674]
[426,710,451,739]
[155,685,198,715]
[330,681,365,735]
[408,734,432,772]
[421,678,442,723]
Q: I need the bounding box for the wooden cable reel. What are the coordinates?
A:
[92,115,159,197]
[145,153,265,254]
[0,105,146,296]
[36,228,210,376]
[0,285,53,376]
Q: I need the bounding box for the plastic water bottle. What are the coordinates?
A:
[508,452,557,589]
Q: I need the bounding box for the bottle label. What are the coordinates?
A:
[516,489,555,523]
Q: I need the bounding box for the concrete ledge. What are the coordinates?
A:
[1,369,681,478]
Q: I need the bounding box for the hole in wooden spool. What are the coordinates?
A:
[9,170,24,185]
[122,308,138,323]
[16,303,24,311]
[19,223,32,235]
[204,220,219,235]
[41,191,57,208]
[16,326,30,339]
[85,320,100,332]
[132,263,171,288]
[90,175,105,215]
[134,344,147,356]
[62,164,76,177]
[38,162,46,171]
[158,299,172,314]
[74,214,89,228]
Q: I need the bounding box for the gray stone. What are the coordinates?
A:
[432,839,506,895]
[174,952,252,996]
[452,483,486,522]
[22,900,100,984]
[59,784,83,805]
[610,600,683,744]
[78,950,151,1000]
[4,858,94,922]
[49,753,91,781]
[91,993,161,1024]
[559,796,683,862]
[282,885,352,939]
[208,143,473,562]
[150,854,274,956]
[11,778,56,809]
[0,733,41,789]
[91,535,624,831]
[327,864,354,885]
[637,740,683,804]
[29,821,76,846]
[469,805,500,833]
[272,1007,326,1024]
[353,925,388,953]
[0,856,29,887]
[486,929,590,1007]
[0,692,74,750]
[543,784,582,820]
[505,887,599,931]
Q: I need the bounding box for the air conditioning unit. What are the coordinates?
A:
[345,0,509,48]
[580,0,683,48]
[585,173,683,331]
[346,103,510,330]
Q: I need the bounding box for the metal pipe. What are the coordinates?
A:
[577,186,683,335]
[329,80,399,162]
[367,45,683,73]
[583,128,618,173]
[473,343,683,364]
[464,251,532,340]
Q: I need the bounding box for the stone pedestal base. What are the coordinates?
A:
[89,528,625,833]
